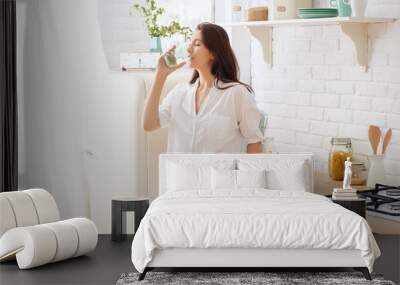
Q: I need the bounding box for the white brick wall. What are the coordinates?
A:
[298,80,325,93]
[324,108,353,123]
[312,93,340,107]
[252,1,400,186]
[310,121,339,136]
[340,95,370,111]
[326,81,354,94]
[312,66,340,80]
[298,106,324,120]
[356,82,387,97]
[389,84,400,98]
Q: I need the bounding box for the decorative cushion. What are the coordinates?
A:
[267,161,307,191]
[167,162,211,191]
[167,160,235,192]
[211,168,236,190]
[211,169,267,190]
[238,159,308,191]
[236,169,267,189]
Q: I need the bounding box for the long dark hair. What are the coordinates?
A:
[189,22,253,93]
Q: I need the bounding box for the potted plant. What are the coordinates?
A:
[130,0,192,53]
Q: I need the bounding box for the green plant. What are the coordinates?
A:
[130,0,192,40]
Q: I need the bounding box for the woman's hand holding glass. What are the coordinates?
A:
[156,45,186,78]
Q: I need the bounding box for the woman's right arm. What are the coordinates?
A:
[142,46,185,132]
[142,71,167,131]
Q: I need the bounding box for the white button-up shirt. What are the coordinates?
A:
[159,79,266,153]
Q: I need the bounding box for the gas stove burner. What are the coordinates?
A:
[374,183,400,191]
[390,204,400,210]
[386,189,400,197]
[358,184,400,216]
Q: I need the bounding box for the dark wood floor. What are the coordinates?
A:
[0,235,134,285]
[1,234,398,285]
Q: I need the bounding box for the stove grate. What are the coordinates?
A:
[358,184,400,216]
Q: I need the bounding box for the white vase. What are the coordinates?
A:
[367,155,385,188]
[351,0,367,17]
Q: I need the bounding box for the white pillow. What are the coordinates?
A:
[236,169,267,189]
[167,160,236,191]
[237,159,308,191]
[211,168,267,190]
[267,161,307,191]
[211,168,236,190]
[167,162,211,191]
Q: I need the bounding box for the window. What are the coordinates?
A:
[98,0,215,69]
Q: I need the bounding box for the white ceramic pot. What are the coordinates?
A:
[351,0,367,17]
[367,155,386,187]
[270,0,312,20]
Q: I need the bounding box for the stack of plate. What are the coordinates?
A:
[298,8,338,19]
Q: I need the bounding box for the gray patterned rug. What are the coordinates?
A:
[116,271,396,285]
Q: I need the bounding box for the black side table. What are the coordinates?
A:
[332,198,366,218]
[111,197,149,242]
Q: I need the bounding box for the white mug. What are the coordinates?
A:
[351,0,367,17]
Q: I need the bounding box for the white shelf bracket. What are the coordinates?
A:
[340,22,368,71]
[248,26,273,66]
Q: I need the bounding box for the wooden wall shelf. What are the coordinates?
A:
[222,17,396,70]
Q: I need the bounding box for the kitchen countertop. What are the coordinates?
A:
[314,171,370,196]
[367,212,400,235]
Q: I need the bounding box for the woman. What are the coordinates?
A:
[142,22,266,153]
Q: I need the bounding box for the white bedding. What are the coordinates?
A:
[131,189,380,273]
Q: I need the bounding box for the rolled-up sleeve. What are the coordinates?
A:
[237,88,267,144]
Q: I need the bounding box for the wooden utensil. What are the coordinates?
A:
[382,128,392,154]
[368,125,381,155]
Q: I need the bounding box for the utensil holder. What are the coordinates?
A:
[367,155,386,187]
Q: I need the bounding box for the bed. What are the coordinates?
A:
[131,153,380,281]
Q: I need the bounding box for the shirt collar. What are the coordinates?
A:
[191,77,240,91]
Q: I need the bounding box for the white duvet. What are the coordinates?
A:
[131,189,380,273]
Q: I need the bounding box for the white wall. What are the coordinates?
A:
[249,0,400,190]
[17,0,148,233]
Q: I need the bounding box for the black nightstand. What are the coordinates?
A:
[111,197,149,242]
[331,198,366,218]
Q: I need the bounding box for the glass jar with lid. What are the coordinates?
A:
[232,3,244,22]
[328,138,353,181]
[351,162,367,185]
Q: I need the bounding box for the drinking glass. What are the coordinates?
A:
[164,36,190,67]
